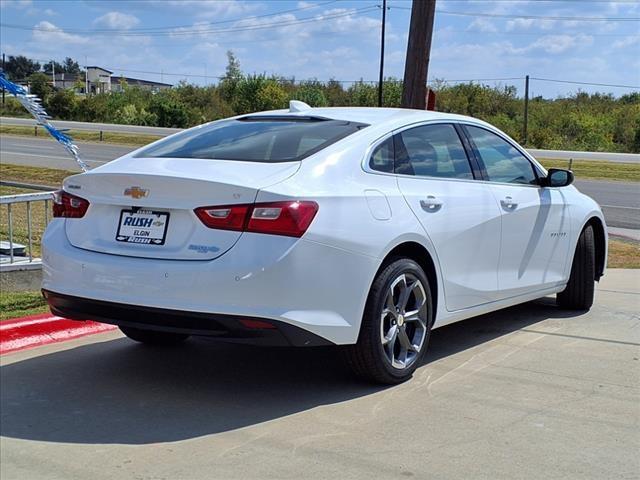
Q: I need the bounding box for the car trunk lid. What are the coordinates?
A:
[63,157,299,260]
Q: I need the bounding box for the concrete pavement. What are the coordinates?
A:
[1,269,639,479]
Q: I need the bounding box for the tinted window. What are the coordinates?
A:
[136,117,367,163]
[369,137,394,173]
[465,126,537,185]
[393,124,473,179]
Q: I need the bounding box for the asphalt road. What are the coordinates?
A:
[3,117,639,164]
[1,269,638,480]
[1,134,638,229]
[574,179,640,230]
[0,135,135,170]
[1,116,181,136]
[527,148,640,164]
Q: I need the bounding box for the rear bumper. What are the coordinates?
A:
[43,290,333,347]
[42,219,379,345]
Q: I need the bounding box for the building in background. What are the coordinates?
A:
[110,76,172,93]
[47,66,172,94]
[86,66,112,94]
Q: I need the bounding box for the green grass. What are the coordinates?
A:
[1,163,74,187]
[608,238,640,269]
[1,125,161,147]
[538,159,639,182]
[0,185,50,258]
[0,290,48,321]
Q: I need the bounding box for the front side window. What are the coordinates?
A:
[393,124,474,179]
[465,126,537,185]
[136,117,367,163]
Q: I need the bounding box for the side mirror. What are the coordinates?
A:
[543,168,574,187]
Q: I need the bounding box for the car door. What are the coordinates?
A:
[462,125,571,299]
[391,123,503,311]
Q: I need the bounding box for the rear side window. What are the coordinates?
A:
[394,124,474,179]
[369,137,395,173]
[136,117,367,163]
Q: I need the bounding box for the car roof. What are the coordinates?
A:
[247,107,484,129]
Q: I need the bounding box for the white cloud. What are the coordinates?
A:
[151,0,262,19]
[468,18,498,33]
[506,17,555,31]
[0,0,32,9]
[527,34,593,54]
[32,21,88,45]
[93,11,140,30]
[612,36,640,49]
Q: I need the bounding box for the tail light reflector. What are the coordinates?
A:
[194,201,318,238]
[52,190,90,218]
[194,205,250,231]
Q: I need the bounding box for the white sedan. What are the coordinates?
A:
[42,102,607,384]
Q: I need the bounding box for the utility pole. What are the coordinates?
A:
[401,0,436,109]
[377,0,387,107]
[52,62,56,89]
[85,55,89,95]
[523,75,530,145]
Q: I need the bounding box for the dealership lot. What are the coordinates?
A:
[1,269,638,480]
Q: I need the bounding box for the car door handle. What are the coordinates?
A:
[420,196,442,212]
[500,196,518,211]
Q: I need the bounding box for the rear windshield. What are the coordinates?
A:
[135,116,368,163]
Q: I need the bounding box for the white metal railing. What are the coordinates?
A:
[0,191,55,267]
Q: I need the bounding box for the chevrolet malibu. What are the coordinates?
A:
[42,102,607,384]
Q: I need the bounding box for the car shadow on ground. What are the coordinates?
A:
[0,297,579,445]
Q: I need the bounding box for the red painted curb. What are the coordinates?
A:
[0,315,117,355]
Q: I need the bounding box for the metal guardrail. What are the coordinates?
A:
[1,191,55,268]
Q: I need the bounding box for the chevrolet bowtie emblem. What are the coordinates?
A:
[124,186,149,199]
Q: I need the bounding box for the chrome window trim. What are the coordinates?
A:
[362,119,548,189]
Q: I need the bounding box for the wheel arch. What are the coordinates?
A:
[585,216,606,280]
[376,241,439,321]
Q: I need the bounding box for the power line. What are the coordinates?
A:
[0,6,380,37]
[530,77,640,89]
[9,0,341,34]
[432,77,524,82]
[452,30,640,37]
[392,6,640,21]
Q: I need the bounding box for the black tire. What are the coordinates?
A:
[119,326,190,345]
[344,258,433,384]
[557,225,595,310]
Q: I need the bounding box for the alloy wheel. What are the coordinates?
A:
[380,273,428,369]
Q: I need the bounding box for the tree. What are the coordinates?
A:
[43,57,81,75]
[4,55,40,81]
[62,57,81,75]
[46,89,77,119]
[223,50,242,81]
[28,72,52,100]
[219,50,243,102]
[42,60,64,74]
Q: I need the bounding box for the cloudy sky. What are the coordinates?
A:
[1,0,638,97]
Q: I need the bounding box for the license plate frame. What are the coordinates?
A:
[116,209,170,245]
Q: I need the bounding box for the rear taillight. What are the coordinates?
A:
[52,190,90,218]
[194,205,251,231]
[194,201,318,238]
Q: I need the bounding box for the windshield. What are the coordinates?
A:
[135,116,368,163]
